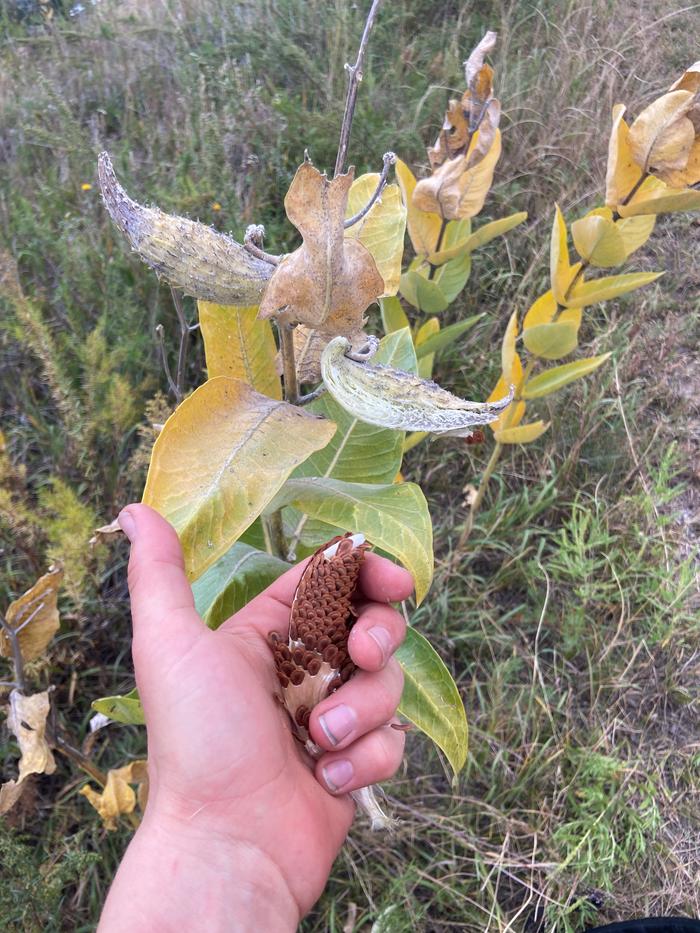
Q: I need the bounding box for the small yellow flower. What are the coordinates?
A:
[81,183,93,191]
[211,201,222,211]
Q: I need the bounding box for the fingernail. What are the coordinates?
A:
[118,508,137,542]
[367,625,392,664]
[319,704,356,746]
[322,759,354,793]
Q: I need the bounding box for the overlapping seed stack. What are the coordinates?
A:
[269,532,369,745]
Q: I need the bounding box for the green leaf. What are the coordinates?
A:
[92,688,144,726]
[415,315,483,359]
[395,627,468,778]
[433,251,472,304]
[566,271,662,309]
[198,301,281,399]
[523,353,611,399]
[399,270,449,313]
[428,211,527,264]
[274,478,433,604]
[521,320,579,360]
[380,296,410,334]
[192,542,289,629]
[142,377,336,581]
[295,329,416,485]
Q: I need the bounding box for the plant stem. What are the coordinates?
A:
[344,151,396,227]
[428,218,449,280]
[334,0,383,177]
[278,321,299,404]
[0,612,27,694]
[262,512,287,561]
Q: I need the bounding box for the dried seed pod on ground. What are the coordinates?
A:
[269,532,394,830]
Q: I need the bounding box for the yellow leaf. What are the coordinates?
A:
[345,174,407,297]
[571,209,627,267]
[605,105,644,208]
[549,205,581,304]
[628,90,695,172]
[501,310,518,380]
[0,690,56,815]
[80,761,148,831]
[522,291,582,331]
[415,317,440,379]
[523,354,611,399]
[198,302,281,400]
[618,174,700,216]
[522,321,579,360]
[487,356,525,433]
[616,213,656,256]
[657,138,700,187]
[566,271,663,309]
[1,566,63,663]
[494,420,550,444]
[413,129,502,221]
[143,377,336,581]
[395,158,442,256]
[380,296,410,334]
[403,431,428,452]
[427,211,527,264]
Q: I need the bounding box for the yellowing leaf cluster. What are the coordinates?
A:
[80,760,149,831]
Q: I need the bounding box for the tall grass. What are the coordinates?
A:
[1,0,699,929]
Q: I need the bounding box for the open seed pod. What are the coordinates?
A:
[269,532,395,830]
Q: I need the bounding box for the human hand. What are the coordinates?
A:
[98,504,412,933]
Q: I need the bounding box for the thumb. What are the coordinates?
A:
[118,504,203,671]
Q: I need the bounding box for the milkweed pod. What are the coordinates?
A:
[321,336,513,437]
[98,152,273,305]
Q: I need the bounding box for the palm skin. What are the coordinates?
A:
[99,504,411,930]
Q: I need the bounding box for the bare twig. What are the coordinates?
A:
[297,385,327,405]
[0,611,28,694]
[155,323,180,401]
[334,0,384,177]
[170,287,191,399]
[244,225,281,266]
[344,151,396,228]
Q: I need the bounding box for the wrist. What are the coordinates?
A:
[98,809,300,933]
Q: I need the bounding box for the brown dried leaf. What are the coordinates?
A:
[89,517,123,548]
[464,30,497,90]
[0,690,56,815]
[1,566,63,662]
[258,161,384,336]
[628,90,695,172]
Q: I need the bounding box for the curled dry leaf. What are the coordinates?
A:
[98,153,272,305]
[464,30,498,89]
[80,760,149,831]
[628,90,695,174]
[321,336,513,437]
[1,565,63,662]
[258,160,384,336]
[0,690,56,815]
[89,517,123,548]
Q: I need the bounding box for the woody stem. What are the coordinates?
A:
[334,0,383,177]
